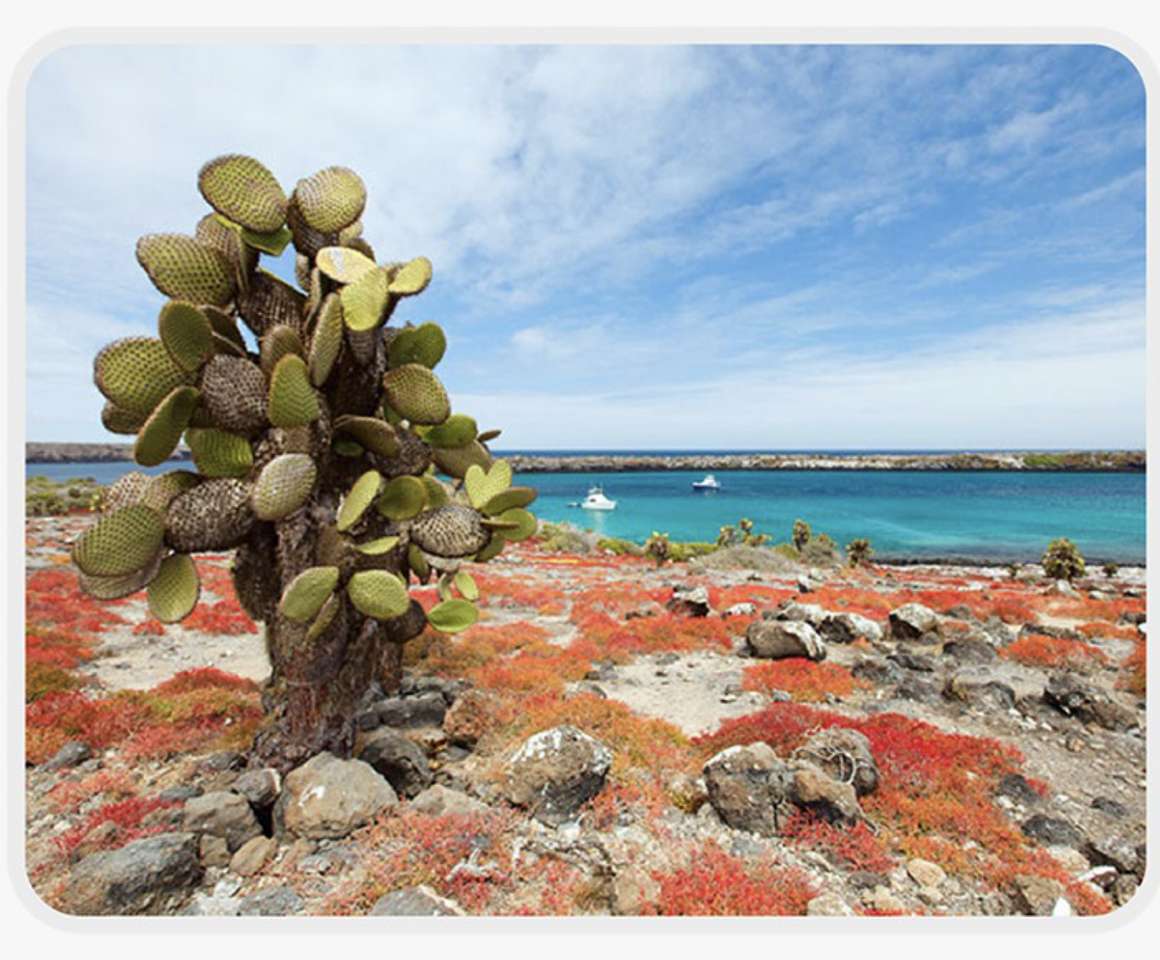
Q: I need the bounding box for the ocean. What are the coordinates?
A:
[26,460,1146,564]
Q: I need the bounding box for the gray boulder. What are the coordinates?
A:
[888,602,940,641]
[63,832,202,915]
[182,791,262,852]
[276,752,397,839]
[745,619,826,661]
[376,692,447,728]
[795,727,879,796]
[358,729,433,798]
[818,612,883,645]
[409,784,490,817]
[1044,673,1136,731]
[943,667,1016,710]
[231,768,281,809]
[370,885,465,916]
[789,761,861,824]
[702,742,792,837]
[503,725,612,825]
[237,885,304,916]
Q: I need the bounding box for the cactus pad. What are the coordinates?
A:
[294,166,366,233]
[316,245,377,284]
[135,385,200,467]
[203,306,247,352]
[492,507,536,542]
[103,471,153,512]
[77,553,163,601]
[464,459,513,510]
[241,223,293,256]
[340,266,390,332]
[72,505,166,577]
[420,475,451,509]
[387,322,446,369]
[165,478,254,553]
[474,535,505,563]
[198,154,287,233]
[268,355,320,428]
[426,598,478,634]
[101,401,147,435]
[347,569,409,620]
[432,439,492,479]
[252,453,317,520]
[94,337,192,416]
[136,234,235,306]
[308,294,344,386]
[185,427,254,477]
[382,364,450,425]
[355,535,400,556]
[480,485,538,516]
[336,469,383,532]
[141,471,201,512]
[305,592,341,642]
[376,475,427,521]
[200,355,268,434]
[409,504,489,558]
[423,413,477,449]
[158,301,214,373]
[388,256,433,297]
[333,415,399,458]
[260,325,305,375]
[279,566,340,622]
[147,553,201,623]
[453,570,479,601]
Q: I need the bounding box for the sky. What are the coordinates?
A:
[24,43,1146,450]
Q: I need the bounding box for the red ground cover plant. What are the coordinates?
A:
[1118,638,1146,696]
[53,796,178,860]
[1000,634,1108,671]
[46,768,136,811]
[643,840,816,916]
[781,810,895,872]
[741,659,868,702]
[471,572,568,615]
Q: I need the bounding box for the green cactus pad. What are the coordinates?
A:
[426,598,478,634]
[422,413,477,449]
[477,428,502,445]
[333,415,399,458]
[407,544,431,580]
[279,566,340,622]
[240,224,293,256]
[336,469,383,532]
[268,355,320,428]
[185,427,254,477]
[260,325,305,375]
[408,504,489,558]
[101,401,148,435]
[72,505,166,577]
[355,535,400,556]
[237,270,307,338]
[333,438,364,458]
[382,364,450,425]
[141,471,201,512]
[135,386,200,467]
[453,570,479,601]
[77,553,163,601]
[197,154,287,233]
[136,234,236,306]
[194,214,257,292]
[388,256,433,297]
[347,569,409,620]
[340,266,390,332]
[94,337,192,416]
[251,453,317,520]
[420,475,451,509]
[203,306,247,352]
[376,475,428,521]
[103,471,153,512]
[464,459,513,510]
[480,485,538,516]
[493,507,537,542]
[165,478,254,553]
[200,355,268,434]
[474,535,505,563]
[308,294,344,386]
[432,439,492,479]
[387,322,446,369]
[147,553,201,623]
[158,301,214,373]
[294,167,366,233]
[316,245,377,284]
[305,592,341,642]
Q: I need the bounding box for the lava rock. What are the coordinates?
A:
[276,752,397,840]
[369,885,465,916]
[231,768,281,810]
[358,729,433,799]
[1043,673,1136,731]
[182,791,262,852]
[1022,813,1084,849]
[409,784,490,817]
[63,832,202,915]
[1091,796,1128,819]
[503,725,612,825]
[229,835,277,876]
[442,688,496,747]
[237,885,304,916]
[376,692,447,729]
[943,667,1016,710]
[745,619,826,661]
[818,612,883,645]
[888,603,941,641]
[790,761,861,823]
[796,727,879,796]
[996,773,1043,806]
[666,584,713,617]
[702,742,792,837]
[42,740,92,771]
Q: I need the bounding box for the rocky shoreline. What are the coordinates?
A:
[24,443,1146,472]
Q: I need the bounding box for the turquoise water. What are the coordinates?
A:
[26,462,1146,564]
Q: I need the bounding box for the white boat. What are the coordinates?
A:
[578,485,617,511]
[691,473,721,490]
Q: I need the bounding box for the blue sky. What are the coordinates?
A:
[25,44,1145,449]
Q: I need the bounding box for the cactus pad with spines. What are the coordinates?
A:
[147,553,201,623]
[71,154,536,753]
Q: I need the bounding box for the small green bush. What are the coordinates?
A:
[1041,537,1085,581]
[1102,561,1119,579]
[846,538,874,568]
[792,519,811,552]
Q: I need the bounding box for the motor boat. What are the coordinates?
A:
[577,485,617,511]
[691,473,721,491]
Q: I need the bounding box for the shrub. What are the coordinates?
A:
[846,538,874,567]
[1042,538,1085,581]
[792,519,811,551]
[643,531,672,567]
[1102,562,1119,579]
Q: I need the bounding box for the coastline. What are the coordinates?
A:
[24,442,1146,472]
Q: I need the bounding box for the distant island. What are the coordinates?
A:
[25,442,1145,472]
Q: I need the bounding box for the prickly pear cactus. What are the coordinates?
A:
[74,155,537,769]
